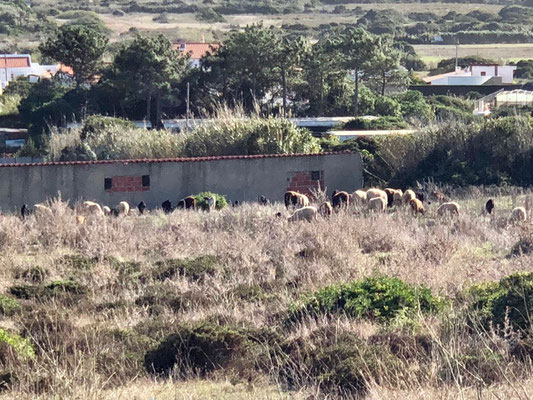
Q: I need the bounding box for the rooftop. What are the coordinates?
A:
[173,42,220,60]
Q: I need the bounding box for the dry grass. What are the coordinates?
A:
[0,187,533,398]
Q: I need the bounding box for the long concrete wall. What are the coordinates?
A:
[0,152,363,212]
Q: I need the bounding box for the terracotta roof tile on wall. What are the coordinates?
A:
[173,43,220,60]
[0,56,30,68]
[0,152,353,168]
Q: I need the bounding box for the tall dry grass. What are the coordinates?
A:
[0,188,532,398]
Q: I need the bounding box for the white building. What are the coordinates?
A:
[424,64,517,86]
[0,54,58,93]
[474,89,533,115]
[172,42,220,68]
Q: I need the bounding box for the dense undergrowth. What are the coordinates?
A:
[0,189,531,398]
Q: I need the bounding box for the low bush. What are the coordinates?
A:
[193,192,228,211]
[152,255,218,281]
[343,116,408,131]
[0,329,34,360]
[0,296,20,316]
[144,322,253,376]
[462,272,533,331]
[10,280,87,300]
[18,266,49,283]
[134,287,185,315]
[80,115,135,141]
[288,276,442,324]
[60,254,98,270]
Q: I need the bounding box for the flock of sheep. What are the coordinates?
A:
[15,187,530,225]
[282,187,529,223]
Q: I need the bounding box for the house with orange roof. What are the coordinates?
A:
[0,54,60,93]
[172,41,220,68]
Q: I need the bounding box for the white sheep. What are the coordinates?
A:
[103,206,112,216]
[351,190,367,205]
[402,189,416,205]
[368,197,386,212]
[366,188,387,204]
[117,201,130,216]
[288,206,318,222]
[437,202,460,217]
[83,201,104,217]
[511,207,527,222]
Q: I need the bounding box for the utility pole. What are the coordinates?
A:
[455,40,459,71]
[3,53,7,93]
[186,82,190,131]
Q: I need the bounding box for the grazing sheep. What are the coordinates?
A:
[437,202,460,217]
[287,206,318,222]
[258,195,269,206]
[511,207,527,222]
[432,189,447,203]
[319,201,333,217]
[332,190,350,209]
[385,188,403,208]
[485,199,495,215]
[177,196,196,210]
[415,192,425,202]
[83,201,104,217]
[402,190,416,205]
[103,206,112,216]
[21,204,31,219]
[116,201,130,216]
[206,196,217,212]
[368,197,386,212]
[284,191,309,209]
[366,188,387,204]
[137,201,147,215]
[161,200,173,214]
[76,215,86,225]
[409,198,425,215]
[233,201,239,207]
[351,190,367,205]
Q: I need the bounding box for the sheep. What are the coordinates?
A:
[332,190,350,209]
[415,192,425,202]
[20,204,31,219]
[351,190,367,205]
[511,207,527,222]
[103,206,112,216]
[161,200,173,214]
[402,189,416,205]
[485,199,495,215]
[385,188,403,208]
[432,189,448,203]
[368,197,386,212]
[319,201,333,217]
[366,188,387,204]
[284,191,309,209]
[233,201,239,207]
[258,195,269,206]
[409,198,425,215]
[287,206,318,223]
[83,201,104,217]
[206,196,217,212]
[116,201,130,217]
[76,215,86,225]
[177,196,196,210]
[437,202,460,217]
[137,201,147,215]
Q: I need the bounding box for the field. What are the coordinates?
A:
[415,43,533,66]
[1,186,533,398]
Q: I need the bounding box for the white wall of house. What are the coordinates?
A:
[470,65,516,84]
[431,75,492,85]
[0,55,58,91]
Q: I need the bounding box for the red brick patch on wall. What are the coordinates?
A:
[286,171,324,196]
[105,176,150,193]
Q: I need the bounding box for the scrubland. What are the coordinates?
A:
[0,187,532,398]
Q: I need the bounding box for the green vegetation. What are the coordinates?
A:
[152,255,218,281]
[0,329,34,360]
[288,276,442,324]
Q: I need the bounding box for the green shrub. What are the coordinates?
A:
[80,115,135,140]
[10,280,86,300]
[462,272,533,331]
[60,254,98,270]
[0,329,34,359]
[9,284,44,300]
[288,276,442,324]
[45,280,87,296]
[144,322,252,375]
[106,257,142,279]
[19,266,48,283]
[134,287,185,315]
[193,192,228,211]
[0,296,20,316]
[153,255,218,281]
[343,116,408,131]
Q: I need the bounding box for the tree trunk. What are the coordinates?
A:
[319,69,324,116]
[353,67,359,116]
[281,63,287,117]
[146,92,152,127]
[381,71,386,96]
[153,94,164,131]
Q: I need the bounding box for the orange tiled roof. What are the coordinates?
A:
[0,56,30,68]
[173,42,220,60]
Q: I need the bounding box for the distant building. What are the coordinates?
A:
[172,42,220,68]
[474,89,533,115]
[0,54,59,93]
[424,64,517,86]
